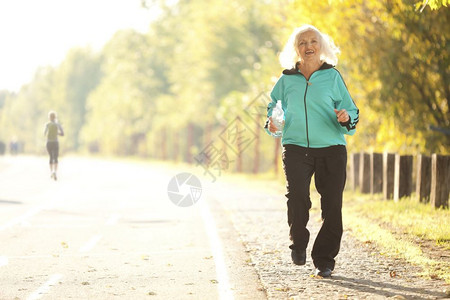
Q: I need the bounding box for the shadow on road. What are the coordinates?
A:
[0,199,22,205]
[323,275,446,299]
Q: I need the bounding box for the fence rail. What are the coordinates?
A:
[348,152,450,209]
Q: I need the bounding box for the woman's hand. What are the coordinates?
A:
[269,117,284,133]
[334,109,349,123]
[268,117,277,133]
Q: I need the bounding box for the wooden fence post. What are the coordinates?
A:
[394,154,413,202]
[349,153,360,191]
[383,152,395,200]
[416,154,431,203]
[430,154,450,209]
[370,152,383,194]
[359,152,371,194]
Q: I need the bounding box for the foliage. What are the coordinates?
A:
[0,90,9,109]
[0,48,100,153]
[80,30,160,155]
[279,0,449,154]
[415,0,449,11]
[0,0,448,162]
[366,1,449,153]
[51,48,102,151]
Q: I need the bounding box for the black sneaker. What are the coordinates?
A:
[314,267,332,278]
[291,249,306,265]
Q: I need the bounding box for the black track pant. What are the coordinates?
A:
[282,144,347,270]
[46,141,59,164]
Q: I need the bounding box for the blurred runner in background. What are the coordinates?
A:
[44,111,64,180]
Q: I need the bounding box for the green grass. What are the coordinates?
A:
[342,191,450,283]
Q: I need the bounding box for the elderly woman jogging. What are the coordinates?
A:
[265,25,359,278]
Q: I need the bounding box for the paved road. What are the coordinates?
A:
[0,156,264,300]
[1,156,448,300]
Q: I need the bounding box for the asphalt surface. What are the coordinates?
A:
[0,156,265,300]
[1,156,448,300]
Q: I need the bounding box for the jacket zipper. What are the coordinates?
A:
[303,81,310,155]
[299,68,323,155]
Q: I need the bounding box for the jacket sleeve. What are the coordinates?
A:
[264,75,284,135]
[334,71,359,136]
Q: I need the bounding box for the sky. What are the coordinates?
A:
[0,0,158,92]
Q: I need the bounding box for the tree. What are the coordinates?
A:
[50,48,102,151]
[416,0,449,11]
[279,0,449,153]
[0,67,56,153]
[81,29,169,155]
[1,0,448,161]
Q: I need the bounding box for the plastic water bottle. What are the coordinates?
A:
[271,100,284,137]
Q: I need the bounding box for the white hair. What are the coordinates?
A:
[279,25,340,69]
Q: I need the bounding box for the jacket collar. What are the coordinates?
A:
[282,62,334,75]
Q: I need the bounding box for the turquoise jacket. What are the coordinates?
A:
[265,63,359,148]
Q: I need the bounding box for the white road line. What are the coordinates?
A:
[0,198,58,231]
[26,273,63,300]
[200,200,234,300]
[0,256,8,267]
[0,207,42,231]
[79,235,103,253]
[105,213,121,226]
